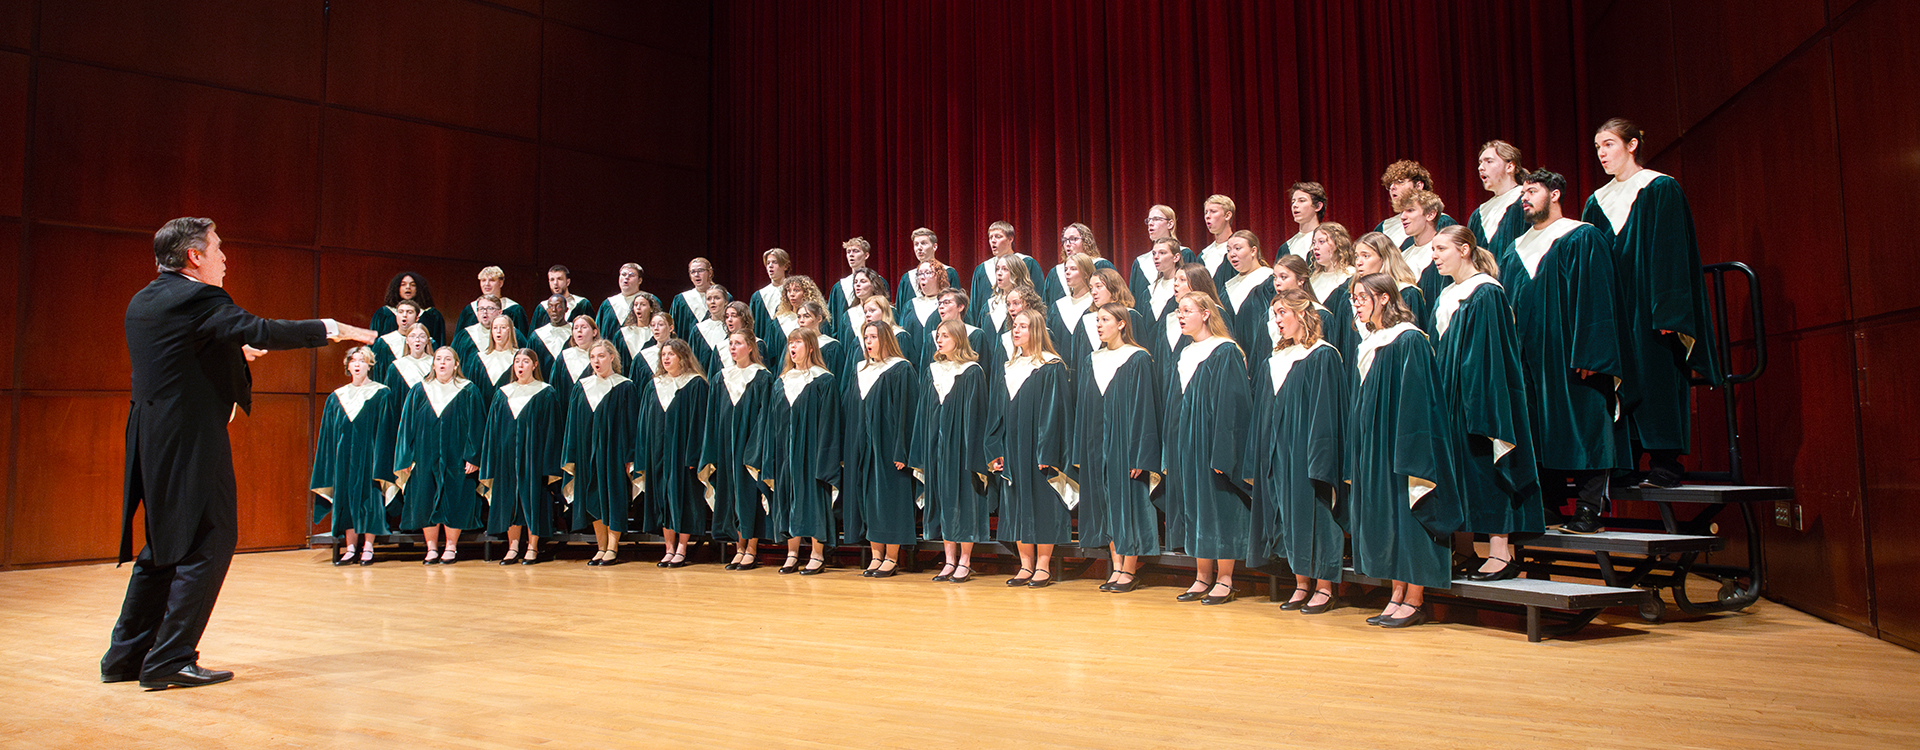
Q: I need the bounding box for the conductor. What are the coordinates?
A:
[102,217,375,690]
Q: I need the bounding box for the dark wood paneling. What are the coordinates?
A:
[221,241,318,395]
[40,0,325,99]
[0,398,12,564]
[1861,315,1920,644]
[1584,0,1680,159]
[1679,47,1849,338]
[0,0,27,49]
[539,146,708,271]
[19,226,156,391]
[1834,0,1920,320]
[1671,0,1826,132]
[230,394,313,551]
[326,0,541,137]
[31,62,321,245]
[544,0,712,59]
[0,52,24,218]
[12,394,131,565]
[0,218,16,387]
[1746,327,1870,628]
[318,110,538,262]
[541,23,708,169]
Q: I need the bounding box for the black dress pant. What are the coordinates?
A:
[101,517,237,679]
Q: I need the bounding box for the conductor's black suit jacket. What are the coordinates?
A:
[122,271,329,566]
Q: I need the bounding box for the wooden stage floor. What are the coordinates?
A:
[4,549,1916,749]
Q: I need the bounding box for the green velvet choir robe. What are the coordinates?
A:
[689,318,731,380]
[370,329,411,383]
[759,367,843,542]
[1398,282,1432,333]
[759,315,793,368]
[823,273,861,340]
[1039,257,1117,308]
[909,360,991,543]
[543,346,593,404]
[1469,186,1528,263]
[1220,266,1277,379]
[1433,276,1544,535]
[611,323,655,377]
[702,364,776,542]
[668,288,720,342]
[1320,283,1361,366]
[896,294,943,368]
[967,253,1045,328]
[1044,292,1096,378]
[1583,171,1722,454]
[1070,345,1163,555]
[1197,241,1236,289]
[383,354,433,409]
[372,304,447,347]
[1500,218,1627,472]
[987,355,1072,545]
[1247,341,1349,580]
[1063,307,1147,419]
[1143,290,1183,401]
[748,282,784,344]
[481,381,564,536]
[563,373,642,532]
[1162,337,1253,560]
[1400,239,1451,317]
[637,372,710,535]
[893,266,962,311]
[840,357,920,546]
[1347,323,1464,589]
[460,347,517,409]
[832,300,868,363]
[814,333,847,379]
[528,322,573,383]
[456,298,530,337]
[1128,247,1197,317]
[449,321,487,362]
[394,378,486,531]
[922,321,994,379]
[595,292,641,340]
[310,382,399,535]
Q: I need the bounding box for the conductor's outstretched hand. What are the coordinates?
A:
[332,323,377,345]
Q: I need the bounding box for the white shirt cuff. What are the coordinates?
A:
[322,318,340,337]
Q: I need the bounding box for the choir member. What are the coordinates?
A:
[795,301,846,377]
[1395,189,1452,306]
[1163,293,1252,605]
[894,228,961,309]
[1040,223,1116,305]
[637,338,710,568]
[968,221,1044,328]
[481,348,564,565]
[1281,182,1328,260]
[529,295,574,376]
[703,330,777,570]
[1268,254,1341,360]
[1068,269,1142,387]
[841,320,919,577]
[373,271,446,346]
[456,266,528,336]
[384,323,435,397]
[461,314,520,408]
[1585,118,1719,487]
[450,294,502,362]
[564,339,643,566]
[545,265,594,323]
[611,292,661,376]
[1508,169,1625,534]
[1219,230,1276,378]
[835,268,888,349]
[936,288,994,367]
[981,253,1037,335]
[1353,232,1430,331]
[825,237,873,341]
[1469,140,1529,257]
[637,311,675,376]
[689,284,732,377]
[897,260,948,358]
[371,299,422,382]
[1373,160,1458,246]
[670,257,722,336]
[1430,226,1542,580]
[750,248,791,339]
[986,308,1072,587]
[547,315,599,401]
[1044,255,1098,370]
[1136,238,1185,378]
[993,286,1047,378]
[761,329,843,575]
[1073,302,1162,593]
[1130,205,1197,312]
[1198,195,1239,288]
[1249,290,1349,613]
[1311,223,1361,363]
[394,346,485,565]
[767,276,827,369]
[595,262,647,339]
[309,347,398,566]
[861,296,917,367]
[909,319,991,582]
[1347,273,1463,628]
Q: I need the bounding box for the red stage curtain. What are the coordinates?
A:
[709,0,1591,293]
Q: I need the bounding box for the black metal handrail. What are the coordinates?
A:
[1694,261,1766,484]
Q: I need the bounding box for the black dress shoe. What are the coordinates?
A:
[1175,582,1214,602]
[332,552,353,567]
[519,552,541,565]
[1026,571,1056,589]
[1004,569,1033,587]
[1559,508,1605,535]
[736,561,759,571]
[1467,559,1521,582]
[139,663,233,690]
[930,564,954,582]
[1278,588,1311,610]
[1366,601,1403,625]
[948,564,972,583]
[801,559,830,576]
[102,671,141,684]
[1109,574,1139,593]
[1378,607,1431,628]
[779,558,800,574]
[724,561,741,570]
[1201,583,1235,605]
[1300,593,1339,615]
[1641,467,1684,488]
[1098,580,1118,592]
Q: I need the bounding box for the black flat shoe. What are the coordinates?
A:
[1026,571,1055,589]
[1640,467,1684,488]
[498,552,520,566]
[866,558,895,578]
[1278,588,1312,610]
[1004,568,1033,587]
[1201,582,1235,605]
[1467,558,1521,582]
[1175,588,1212,603]
[519,551,541,565]
[139,663,233,690]
[332,550,355,566]
[1366,600,1403,625]
[1109,573,1139,593]
[930,563,955,582]
[1378,607,1431,628]
[949,564,972,583]
[724,561,741,570]
[1300,592,1338,615]
[736,561,759,571]
[779,556,800,575]
[357,555,375,567]
[801,558,830,576]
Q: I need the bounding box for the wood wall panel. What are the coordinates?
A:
[0,400,11,563]
[31,62,321,245]
[19,226,156,392]
[39,0,325,100]
[11,394,132,565]
[221,241,318,395]
[229,394,313,551]
[1678,47,1848,338]
[541,23,709,168]
[0,0,26,50]
[317,110,538,262]
[1834,0,1920,321]
[1584,0,1680,158]
[1861,315,1920,644]
[0,219,16,386]
[545,0,713,60]
[538,146,708,277]
[1670,0,1827,132]
[326,0,541,137]
[0,52,24,218]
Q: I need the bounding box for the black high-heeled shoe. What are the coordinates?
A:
[736,557,759,571]
[439,549,456,566]
[1467,557,1521,582]
[1201,581,1235,605]
[865,558,895,578]
[1175,579,1214,602]
[1026,570,1055,589]
[1300,590,1339,615]
[519,549,541,565]
[1278,587,1312,610]
[498,548,521,566]
[357,547,376,566]
[779,555,800,574]
[801,557,831,576]
[1109,571,1139,593]
[1004,568,1033,587]
[1378,606,1430,628]
[1366,600,1404,625]
[333,548,356,566]
[948,564,972,583]
[725,554,742,571]
[930,562,955,582]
